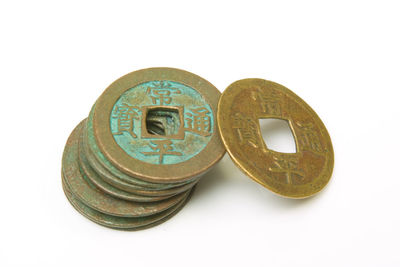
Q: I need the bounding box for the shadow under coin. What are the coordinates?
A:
[193,154,323,211]
[193,155,231,198]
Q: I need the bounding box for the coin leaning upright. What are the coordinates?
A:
[217,79,334,198]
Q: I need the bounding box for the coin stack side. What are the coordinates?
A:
[62,68,225,230]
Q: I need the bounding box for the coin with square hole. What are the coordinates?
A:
[93,68,225,183]
[218,79,334,198]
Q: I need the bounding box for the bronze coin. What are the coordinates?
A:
[85,112,185,190]
[62,177,195,230]
[218,79,334,198]
[78,137,172,202]
[82,124,198,197]
[92,68,225,184]
[84,112,199,195]
[62,120,189,217]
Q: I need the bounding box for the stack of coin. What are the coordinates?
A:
[62,68,225,230]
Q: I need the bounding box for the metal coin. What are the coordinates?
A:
[85,111,182,190]
[84,110,198,192]
[78,137,172,202]
[217,79,334,198]
[62,120,189,217]
[82,124,198,197]
[92,68,226,183]
[62,177,195,230]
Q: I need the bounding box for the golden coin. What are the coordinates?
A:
[218,79,334,198]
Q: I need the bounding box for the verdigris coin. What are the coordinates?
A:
[61,68,224,230]
[78,138,172,202]
[85,109,197,191]
[62,177,195,230]
[62,120,189,218]
[92,68,225,183]
[82,124,198,197]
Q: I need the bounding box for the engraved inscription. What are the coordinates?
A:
[296,122,323,153]
[251,89,282,116]
[111,80,214,165]
[269,154,305,184]
[141,140,182,164]
[184,107,212,137]
[232,113,262,149]
[146,81,181,105]
[112,103,140,138]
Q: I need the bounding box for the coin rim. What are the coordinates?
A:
[62,176,195,230]
[85,111,199,194]
[93,67,225,183]
[62,120,189,218]
[217,78,334,198]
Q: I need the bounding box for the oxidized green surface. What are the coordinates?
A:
[84,110,198,197]
[86,108,195,190]
[78,136,171,202]
[62,121,189,217]
[62,68,223,230]
[110,80,214,165]
[92,68,225,184]
[63,177,195,230]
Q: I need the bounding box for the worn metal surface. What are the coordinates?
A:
[61,68,223,230]
[92,68,226,183]
[83,114,199,196]
[78,137,172,202]
[62,121,190,218]
[85,109,197,191]
[218,79,334,198]
[85,110,181,189]
[62,177,195,230]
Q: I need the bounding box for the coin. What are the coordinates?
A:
[61,68,225,230]
[62,177,195,230]
[82,123,198,196]
[78,138,172,202]
[84,108,199,193]
[62,120,189,217]
[85,110,181,190]
[218,79,334,198]
[92,68,226,183]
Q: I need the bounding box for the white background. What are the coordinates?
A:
[1,1,399,266]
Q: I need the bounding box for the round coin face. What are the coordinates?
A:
[218,79,334,198]
[93,68,225,183]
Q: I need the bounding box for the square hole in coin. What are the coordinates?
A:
[146,107,181,136]
[259,118,297,153]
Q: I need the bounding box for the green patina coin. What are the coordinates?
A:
[62,177,195,230]
[110,80,214,165]
[93,68,225,183]
[83,113,198,195]
[78,138,172,202]
[85,111,183,190]
[62,121,189,218]
[61,68,224,230]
